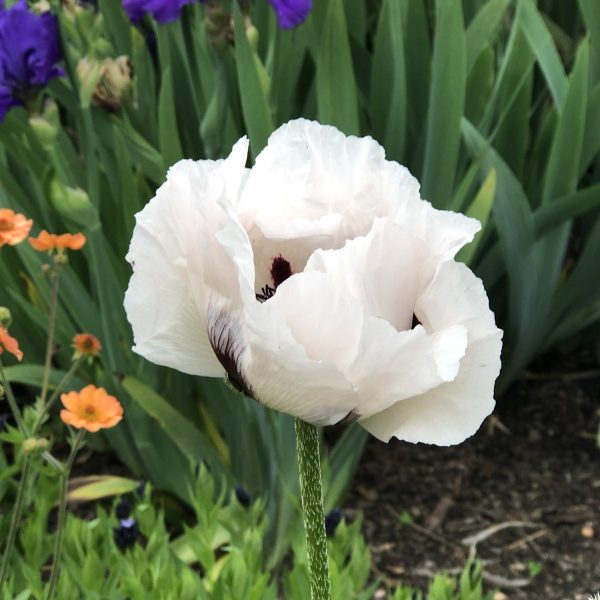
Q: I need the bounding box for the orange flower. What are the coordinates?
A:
[0,209,33,247]
[72,333,102,358]
[60,385,123,432]
[0,325,23,361]
[29,230,86,252]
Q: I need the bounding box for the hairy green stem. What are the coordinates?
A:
[45,429,85,600]
[295,418,331,600]
[0,455,30,591]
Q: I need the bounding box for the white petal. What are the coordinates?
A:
[240,119,421,245]
[307,218,431,330]
[360,262,502,445]
[125,142,249,377]
[241,274,361,425]
[393,198,481,260]
[348,318,468,419]
[264,271,363,370]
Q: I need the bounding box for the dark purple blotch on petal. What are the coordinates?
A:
[267,0,312,29]
[207,306,254,399]
[412,313,422,329]
[270,255,292,288]
[121,0,196,24]
[0,0,63,121]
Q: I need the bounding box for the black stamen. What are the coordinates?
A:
[412,313,421,329]
[270,255,292,288]
[256,284,276,303]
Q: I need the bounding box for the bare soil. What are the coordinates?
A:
[347,349,600,600]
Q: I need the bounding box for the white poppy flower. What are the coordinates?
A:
[124,119,502,446]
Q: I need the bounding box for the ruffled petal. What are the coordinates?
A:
[263,271,363,370]
[240,119,421,247]
[360,262,502,445]
[349,318,467,419]
[231,272,361,425]
[125,139,249,377]
[307,218,429,330]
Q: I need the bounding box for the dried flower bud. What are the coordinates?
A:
[204,1,232,51]
[94,56,132,112]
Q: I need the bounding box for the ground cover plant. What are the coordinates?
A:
[0,0,599,597]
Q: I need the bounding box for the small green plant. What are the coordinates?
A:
[390,561,493,600]
[527,560,542,578]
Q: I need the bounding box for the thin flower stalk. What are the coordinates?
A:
[295,418,331,600]
[32,356,85,433]
[40,262,62,412]
[44,428,85,600]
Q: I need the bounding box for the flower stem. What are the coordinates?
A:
[0,358,27,434]
[45,428,85,600]
[0,454,30,591]
[40,264,62,413]
[32,356,84,434]
[295,418,331,600]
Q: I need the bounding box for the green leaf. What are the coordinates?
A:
[403,0,431,167]
[578,0,600,84]
[158,66,184,170]
[315,0,360,135]
[542,40,589,203]
[465,0,510,74]
[98,0,131,55]
[461,118,538,387]
[534,184,600,235]
[516,0,568,110]
[421,0,466,208]
[3,365,85,391]
[122,376,225,474]
[233,4,274,158]
[270,26,309,124]
[370,0,406,161]
[67,475,140,502]
[581,81,600,175]
[456,168,496,266]
[490,26,534,179]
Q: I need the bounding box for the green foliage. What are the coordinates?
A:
[1,0,599,573]
[0,452,492,599]
[390,561,493,600]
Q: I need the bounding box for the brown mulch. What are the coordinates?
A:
[347,349,600,600]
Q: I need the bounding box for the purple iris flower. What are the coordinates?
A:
[0,0,63,122]
[122,0,196,24]
[267,0,312,29]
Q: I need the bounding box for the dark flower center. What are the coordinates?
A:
[256,255,292,303]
